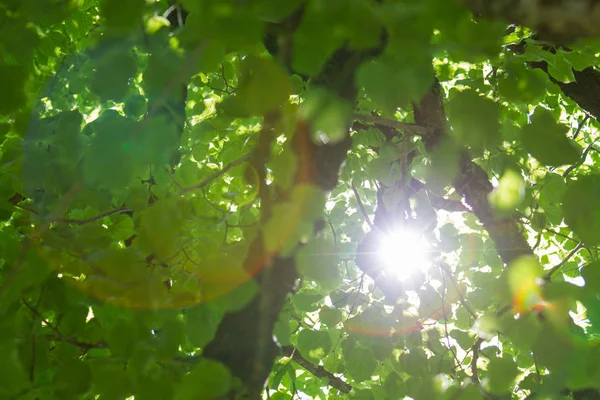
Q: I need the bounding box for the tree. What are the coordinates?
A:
[2,0,600,399]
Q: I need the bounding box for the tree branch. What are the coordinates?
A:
[351,183,373,227]
[202,18,386,397]
[462,0,600,42]
[544,242,584,280]
[354,114,428,137]
[179,153,251,195]
[57,206,133,225]
[413,81,533,266]
[281,346,352,394]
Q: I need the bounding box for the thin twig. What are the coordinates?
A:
[328,221,338,250]
[281,346,352,394]
[544,242,584,280]
[29,336,36,383]
[563,138,598,177]
[532,231,543,251]
[41,334,107,351]
[571,114,590,141]
[440,267,462,368]
[22,301,61,336]
[354,114,428,137]
[351,183,373,227]
[179,153,251,195]
[439,261,477,320]
[470,337,485,383]
[543,228,580,244]
[57,206,132,225]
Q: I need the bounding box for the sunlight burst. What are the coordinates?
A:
[378,230,431,281]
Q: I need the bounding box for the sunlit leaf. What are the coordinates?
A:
[506,256,545,313]
[296,329,332,364]
[488,169,525,211]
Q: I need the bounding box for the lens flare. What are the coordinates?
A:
[378,230,431,280]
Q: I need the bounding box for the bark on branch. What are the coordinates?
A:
[202,15,386,397]
[281,346,352,394]
[412,82,533,266]
[462,0,600,42]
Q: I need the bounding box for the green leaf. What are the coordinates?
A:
[455,384,483,400]
[531,325,572,371]
[184,303,221,348]
[349,389,375,400]
[582,262,600,293]
[55,360,92,397]
[133,372,176,400]
[319,306,343,327]
[223,56,291,117]
[66,11,94,39]
[448,89,501,154]
[530,211,547,231]
[101,0,145,31]
[135,115,182,166]
[506,256,544,313]
[106,318,138,358]
[357,57,433,114]
[352,127,386,148]
[124,94,148,118]
[521,108,581,167]
[383,371,407,399]
[450,329,474,350]
[488,169,525,211]
[0,65,28,115]
[263,184,324,256]
[423,137,461,190]
[546,54,577,83]
[0,341,29,398]
[538,172,566,225]
[270,143,298,190]
[142,46,189,101]
[274,312,292,346]
[39,30,69,58]
[292,292,323,313]
[90,359,133,398]
[296,237,342,292]
[290,3,343,76]
[562,175,600,246]
[138,198,191,260]
[486,356,519,395]
[396,349,429,377]
[82,112,139,188]
[177,359,231,400]
[300,87,353,144]
[91,49,137,102]
[296,329,332,364]
[346,344,378,382]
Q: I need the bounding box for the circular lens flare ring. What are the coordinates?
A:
[378,229,431,281]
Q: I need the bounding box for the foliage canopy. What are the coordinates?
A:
[2,0,600,399]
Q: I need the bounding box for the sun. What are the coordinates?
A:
[378,229,431,281]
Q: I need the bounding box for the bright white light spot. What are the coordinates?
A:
[565,275,585,287]
[325,200,336,211]
[86,307,95,322]
[378,230,431,281]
